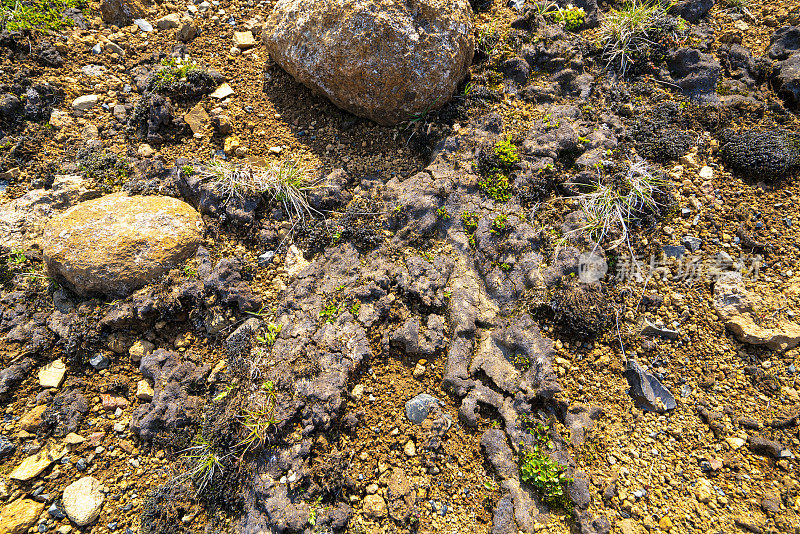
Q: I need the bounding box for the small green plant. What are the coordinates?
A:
[148,57,200,93]
[494,134,519,167]
[478,173,512,202]
[598,0,673,77]
[476,22,500,55]
[406,97,441,126]
[181,164,195,176]
[349,301,361,316]
[461,211,479,232]
[308,496,323,527]
[320,301,340,323]
[549,5,586,31]
[238,381,279,455]
[490,214,509,235]
[213,381,237,402]
[571,158,665,255]
[8,248,25,266]
[721,0,754,20]
[198,159,317,222]
[78,150,130,192]
[518,423,573,510]
[184,435,228,495]
[468,234,477,248]
[437,207,450,220]
[258,322,282,347]
[499,262,512,272]
[183,265,197,278]
[512,353,531,370]
[244,305,269,318]
[577,136,590,145]
[542,114,560,130]
[0,0,85,32]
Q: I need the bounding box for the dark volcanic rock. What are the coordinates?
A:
[768,26,800,61]
[42,390,89,437]
[34,41,63,67]
[0,358,33,399]
[624,360,676,413]
[130,349,210,443]
[748,436,788,458]
[775,54,800,109]
[669,0,713,23]
[131,93,175,144]
[667,48,720,103]
[0,93,22,122]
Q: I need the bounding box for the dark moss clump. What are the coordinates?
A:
[548,276,611,338]
[629,102,696,161]
[76,148,130,192]
[145,58,223,101]
[719,128,800,179]
[140,479,194,534]
[301,200,383,255]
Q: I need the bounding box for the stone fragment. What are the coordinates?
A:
[210,83,234,99]
[0,499,45,534]
[233,31,256,50]
[38,359,66,388]
[362,494,387,519]
[71,95,98,112]
[62,476,104,526]
[18,405,46,432]
[156,13,180,29]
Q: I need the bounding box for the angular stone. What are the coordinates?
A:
[18,405,46,432]
[62,476,104,526]
[362,494,387,519]
[10,449,63,481]
[0,499,45,534]
[224,134,240,156]
[177,20,197,42]
[129,340,155,362]
[156,13,180,29]
[263,0,474,125]
[233,31,256,49]
[404,393,441,424]
[725,437,746,449]
[624,360,676,413]
[38,359,66,388]
[694,478,714,503]
[49,110,72,130]
[210,83,234,99]
[183,102,208,135]
[136,379,154,401]
[63,433,86,446]
[41,193,203,298]
[100,0,149,25]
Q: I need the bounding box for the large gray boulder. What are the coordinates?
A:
[263,0,474,126]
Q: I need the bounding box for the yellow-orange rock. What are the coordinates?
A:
[0,499,44,534]
[263,0,474,126]
[41,193,202,298]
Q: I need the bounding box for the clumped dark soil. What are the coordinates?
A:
[1,1,800,534]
